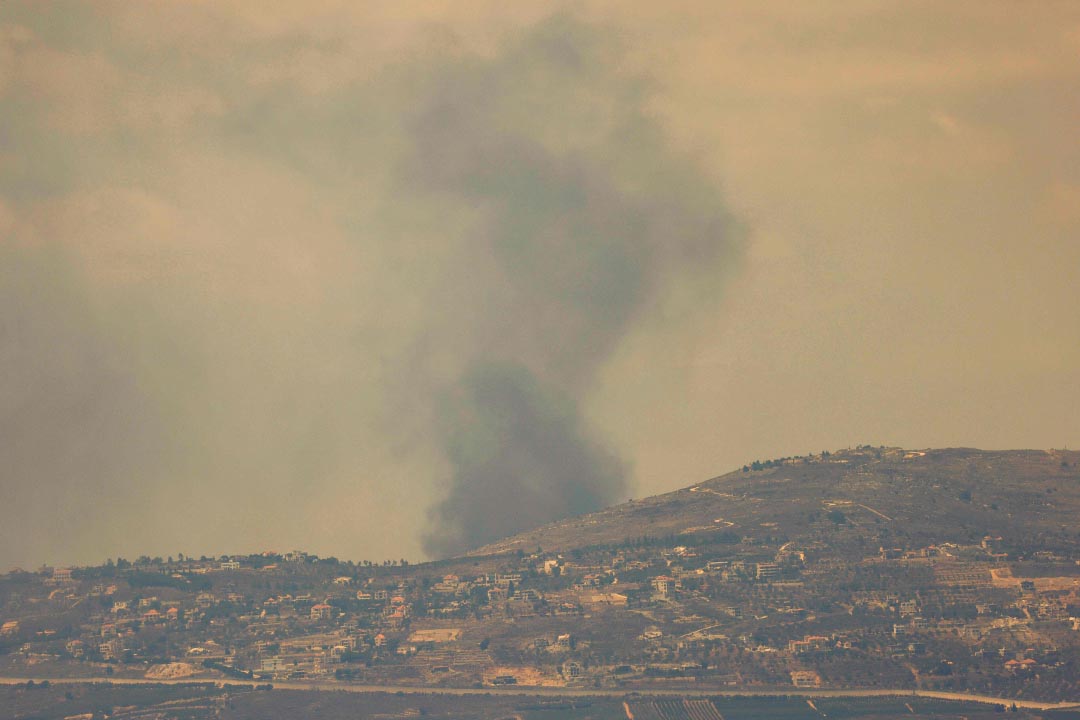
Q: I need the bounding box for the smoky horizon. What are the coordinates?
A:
[1,2,1078,571]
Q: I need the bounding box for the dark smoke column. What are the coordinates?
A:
[412,15,741,557]
[425,363,625,555]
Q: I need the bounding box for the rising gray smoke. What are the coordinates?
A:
[0,9,740,569]
[412,17,741,555]
[426,363,625,554]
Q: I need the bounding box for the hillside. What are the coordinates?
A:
[3,446,1080,712]
[473,446,1080,557]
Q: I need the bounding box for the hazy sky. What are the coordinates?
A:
[2,1,1078,570]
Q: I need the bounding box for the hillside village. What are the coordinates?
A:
[3,448,1080,704]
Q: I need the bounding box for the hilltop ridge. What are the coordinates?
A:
[472,446,1080,557]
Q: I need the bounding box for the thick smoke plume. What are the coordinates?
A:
[414,17,740,555]
[0,8,740,568]
[427,364,624,554]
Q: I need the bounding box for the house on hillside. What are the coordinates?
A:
[651,576,676,598]
[1005,658,1037,674]
[791,670,822,687]
[99,638,124,660]
[755,562,780,581]
[562,660,583,679]
[433,575,460,593]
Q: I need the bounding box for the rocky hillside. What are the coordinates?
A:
[473,447,1080,557]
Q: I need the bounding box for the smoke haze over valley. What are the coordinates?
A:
[1,2,1079,570]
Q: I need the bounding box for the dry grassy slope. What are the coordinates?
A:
[470,447,1080,556]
